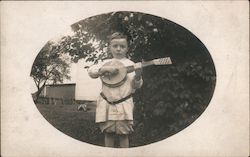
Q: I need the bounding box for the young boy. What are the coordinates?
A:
[88,32,143,148]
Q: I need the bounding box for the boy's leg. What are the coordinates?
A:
[119,134,129,148]
[105,132,115,147]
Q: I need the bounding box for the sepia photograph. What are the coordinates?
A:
[30,11,216,148]
[1,1,249,156]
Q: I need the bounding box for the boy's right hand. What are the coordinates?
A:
[99,66,118,76]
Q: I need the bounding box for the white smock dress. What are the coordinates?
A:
[88,58,143,134]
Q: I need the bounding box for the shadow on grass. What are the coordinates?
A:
[36,103,104,146]
[35,102,183,147]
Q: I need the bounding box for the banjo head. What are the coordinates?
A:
[101,60,127,87]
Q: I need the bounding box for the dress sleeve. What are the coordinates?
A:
[87,60,110,78]
[87,64,100,79]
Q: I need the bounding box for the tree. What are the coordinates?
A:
[33,11,216,146]
[67,11,216,145]
[31,41,71,102]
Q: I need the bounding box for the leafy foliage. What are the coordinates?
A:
[31,41,71,101]
[69,12,216,143]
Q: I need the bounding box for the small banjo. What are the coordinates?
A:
[100,57,172,88]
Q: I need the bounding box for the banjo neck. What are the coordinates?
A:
[126,61,155,73]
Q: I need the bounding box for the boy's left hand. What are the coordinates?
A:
[134,63,142,80]
[134,68,142,81]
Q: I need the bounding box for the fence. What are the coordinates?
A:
[36,96,76,105]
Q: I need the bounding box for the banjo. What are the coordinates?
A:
[100,57,172,88]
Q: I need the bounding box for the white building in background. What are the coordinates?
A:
[75,59,101,101]
[31,59,102,102]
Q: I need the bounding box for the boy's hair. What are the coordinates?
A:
[108,32,128,44]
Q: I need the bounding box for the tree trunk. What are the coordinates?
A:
[34,83,46,103]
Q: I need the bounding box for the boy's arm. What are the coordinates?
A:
[88,65,101,79]
[88,62,118,79]
[132,68,143,89]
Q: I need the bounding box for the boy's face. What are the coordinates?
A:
[109,38,128,59]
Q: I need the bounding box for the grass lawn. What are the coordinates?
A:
[35,102,160,147]
[36,102,104,146]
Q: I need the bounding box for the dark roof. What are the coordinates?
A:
[46,83,76,87]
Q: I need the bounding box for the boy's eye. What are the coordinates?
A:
[111,44,127,49]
